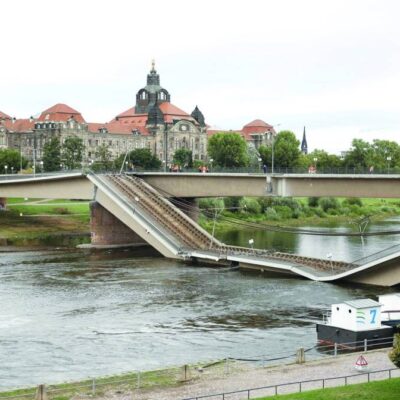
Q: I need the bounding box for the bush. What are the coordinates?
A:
[343,197,363,207]
[389,332,400,367]
[264,207,279,221]
[274,205,293,219]
[313,208,326,218]
[308,197,320,207]
[271,197,300,210]
[239,197,261,214]
[319,197,339,212]
[301,206,314,217]
[198,198,225,216]
[257,197,273,213]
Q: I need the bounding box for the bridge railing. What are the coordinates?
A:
[1,166,400,178]
[347,243,400,268]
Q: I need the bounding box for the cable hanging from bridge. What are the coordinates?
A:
[147,182,400,237]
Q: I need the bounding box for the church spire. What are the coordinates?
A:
[301,126,308,154]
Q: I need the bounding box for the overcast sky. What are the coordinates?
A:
[1,0,399,153]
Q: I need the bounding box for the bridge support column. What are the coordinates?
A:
[0,197,7,210]
[174,197,199,221]
[90,201,146,247]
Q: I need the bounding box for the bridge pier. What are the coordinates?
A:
[0,197,7,210]
[173,197,199,221]
[89,201,147,247]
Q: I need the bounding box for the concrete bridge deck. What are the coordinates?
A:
[1,171,400,198]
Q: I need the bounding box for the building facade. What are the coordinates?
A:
[0,63,277,169]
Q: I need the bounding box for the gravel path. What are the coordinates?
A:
[91,349,398,400]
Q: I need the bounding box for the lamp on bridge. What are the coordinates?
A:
[4,165,8,175]
[387,156,392,174]
[258,157,262,172]
[313,157,318,172]
[209,158,213,172]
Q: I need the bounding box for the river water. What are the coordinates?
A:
[1,217,400,389]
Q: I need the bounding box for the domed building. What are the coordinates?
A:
[2,63,208,166]
[112,61,208,163]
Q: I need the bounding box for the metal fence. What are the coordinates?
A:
[1,165,400,181]
[181,367,400,400]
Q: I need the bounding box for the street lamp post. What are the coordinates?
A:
[40,161,44,174]
[258,157,262,173]
[271,124,280,174]
[163,124,168,172]
[209,158,213,172]
[387,156,392,174]
[4,165,8,175]
[271,134,275,174]
[313,157,318,172]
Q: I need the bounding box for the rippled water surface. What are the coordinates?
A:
[1,217,400,389]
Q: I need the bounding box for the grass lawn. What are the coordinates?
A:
[7,203,90,215]
[255,377,400,400]
[0,199,90,239]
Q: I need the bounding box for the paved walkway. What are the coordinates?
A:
[91,349,398,400]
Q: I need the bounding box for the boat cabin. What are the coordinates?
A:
[330,299,382,332]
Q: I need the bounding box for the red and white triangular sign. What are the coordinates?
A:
[356,355,368,366]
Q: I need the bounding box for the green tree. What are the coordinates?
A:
[62,136,85,170]
[370,139,400,171]
[273,130,301,169]
[118,148,161,170]
[344,139,372,172]
[94,144,113,171]
[207,132,249,168]
[0,148,28,173]
[42,137,61,172]
[173,148,193,168]
[258,145,272,168]
[306,149,343,172]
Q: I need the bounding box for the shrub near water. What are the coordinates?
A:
[239,197,261,214]
[318,197,339,212]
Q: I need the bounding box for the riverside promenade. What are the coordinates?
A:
[82,349,398,400]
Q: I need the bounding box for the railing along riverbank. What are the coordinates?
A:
[0,336,395,400]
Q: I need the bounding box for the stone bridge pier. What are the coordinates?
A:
[89,201,147,247]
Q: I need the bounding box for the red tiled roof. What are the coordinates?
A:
[159,103,197,124]
[88,121,149,135]
[243,119,273,128]
[241,118,274,139]
[0,111,11,120]
[3,119,35,132]
[113,103,198,125]
[115,107,136,119]
[38,103,85,123]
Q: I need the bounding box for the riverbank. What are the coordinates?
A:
[199,197,400,232]
[0,198,90,245]
[0,349,397,400]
